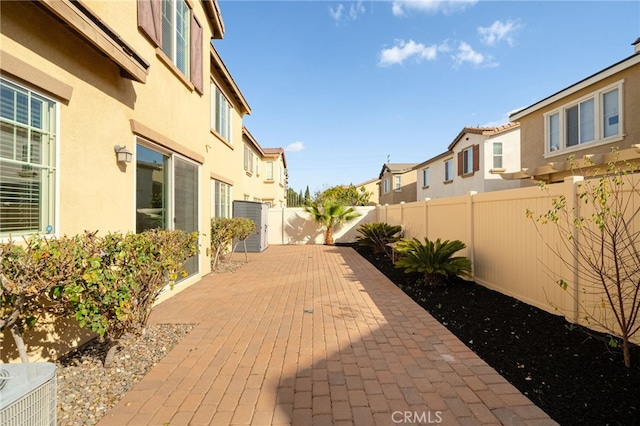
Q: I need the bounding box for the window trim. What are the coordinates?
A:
[1,77,59,239]
[422,168,429,188]
[493,142,503,169]
[444,158,453,183]
[210,82,233,144]
[394,175,402,192]
[544,80,624,157]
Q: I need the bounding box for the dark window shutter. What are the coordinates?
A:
[473,144,480,172]
[190,14,203,94]
[457,151,463,176]
[138,0,162,47]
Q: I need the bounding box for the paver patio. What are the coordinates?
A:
[97,245,557,426]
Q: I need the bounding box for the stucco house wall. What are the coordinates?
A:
[509,40,640,183]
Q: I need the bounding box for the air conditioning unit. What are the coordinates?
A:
[0,363,57,426]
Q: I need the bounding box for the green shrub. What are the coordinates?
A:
[1,229,199,365]
[394,237,472,285]
[211,217,257,267]
[304,201,361,244]
[356,222,402,256]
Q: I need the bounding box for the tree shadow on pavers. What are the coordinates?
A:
[270,247,553,425]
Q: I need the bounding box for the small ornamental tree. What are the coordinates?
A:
[527,153,640,368]
[0,236,77,362]
[304,201,361,245]
[211,217,257,268]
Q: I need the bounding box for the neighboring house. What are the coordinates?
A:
[0,0,253,292]
[353,177,380,206]
[506,38,640,183]
[378,163,418,205]
[240,127,288,207]
[415,124,522,200]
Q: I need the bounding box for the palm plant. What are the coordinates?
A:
[304,201,361,244]
[394,237,472,285]
[356,222,403,257]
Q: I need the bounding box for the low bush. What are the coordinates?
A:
[394,237,472,285]
[0,229,199,365]
[210,217,257,267]
[356,222,402,257]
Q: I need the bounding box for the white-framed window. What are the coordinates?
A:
[444,159,453,181]
[462,147,473,174]
[1,78,57,237]
[279,162,283,184]
[422,168,429,187]
[243,145,253,173]
[211,83,233,142]
[136,140,199,277]
[383,178,390,193]
[162,0,190,78]
[394,175,401,191]
[211,179,232,218]
[265,162,274,181]
[493,142,503,169]
[545,81,622,154]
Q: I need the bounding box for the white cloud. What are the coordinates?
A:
[378,39,446,67]
[392,0,477,16]
[330,1,365,23]
[285,141,305,152]
[478,20,522,46]
[453,41,497,68]
[329,4,344,21]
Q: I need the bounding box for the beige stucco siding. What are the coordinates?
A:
[520,64,640,173]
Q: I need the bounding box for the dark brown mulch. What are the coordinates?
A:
[349,244,640,426]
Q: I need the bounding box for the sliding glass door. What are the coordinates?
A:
[136,140,199,279]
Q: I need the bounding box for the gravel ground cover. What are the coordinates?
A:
[54,260,247,425]
[351,243,640,426]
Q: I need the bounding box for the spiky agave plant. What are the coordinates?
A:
[394,237,472,284]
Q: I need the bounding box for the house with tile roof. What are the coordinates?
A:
[415,124,522,200]
[378,163,418,205]
[504,38,640,183]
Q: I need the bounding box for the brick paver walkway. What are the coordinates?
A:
[98,245,557,425]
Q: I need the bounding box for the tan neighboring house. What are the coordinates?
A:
[506,38,640,183]
[378,163,418,205]
[353,178,380,205]
[241,127,287,207]
[415,124,522,200]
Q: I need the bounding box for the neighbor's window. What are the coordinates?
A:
[444,159,453,181]
[383,178,390,193]
[462,147,473,174]
[545,82,622,154]
[162,0,190,77]
[265,162,274,180]
[493,142,503,169]
[211,84,233,142]
[422,168,429,187]
[394,175,401,191]
[0,78,57,237]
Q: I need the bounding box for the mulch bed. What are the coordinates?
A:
[349,243,640,426]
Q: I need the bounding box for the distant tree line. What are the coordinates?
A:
[287,184,372,207]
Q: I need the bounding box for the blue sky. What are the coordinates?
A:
[214,0,640,195]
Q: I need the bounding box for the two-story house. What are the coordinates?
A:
[240,127,287,207]
[378,163,418,205]
[506,38,640,183]
[0,1,284,290]
[415,124,521,200]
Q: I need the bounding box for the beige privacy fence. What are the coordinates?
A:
[376,175,640,344]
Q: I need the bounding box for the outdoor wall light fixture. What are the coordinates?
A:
[114,145,133,163]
